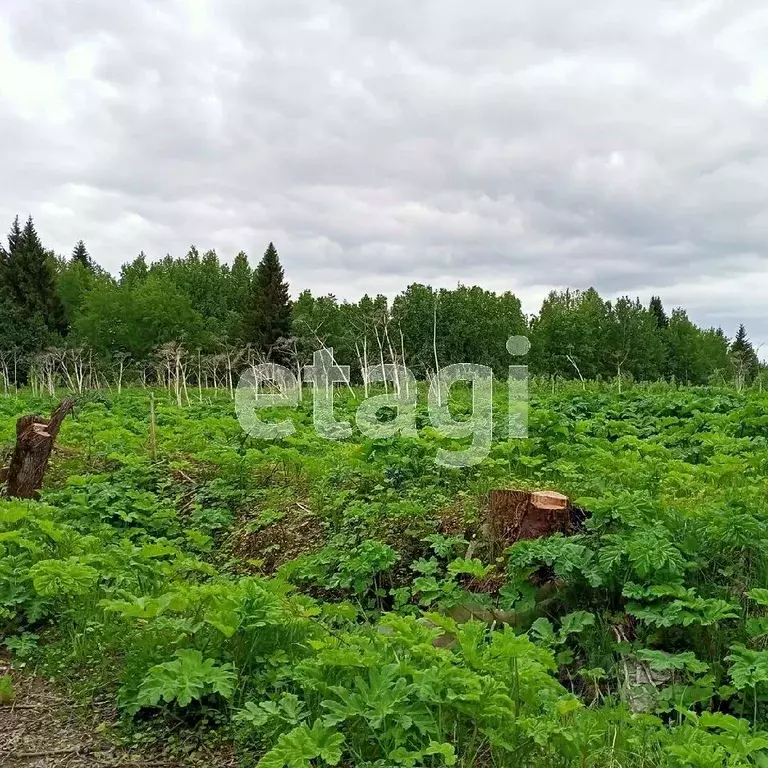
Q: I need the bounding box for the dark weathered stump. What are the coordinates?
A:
[3,398,74,499]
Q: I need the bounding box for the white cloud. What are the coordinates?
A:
[0,0,767,345]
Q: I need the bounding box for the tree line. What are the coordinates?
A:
[0,215,761,393]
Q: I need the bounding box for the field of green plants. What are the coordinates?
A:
[3,383,768,767]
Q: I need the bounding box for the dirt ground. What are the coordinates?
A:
[0,656,238,768]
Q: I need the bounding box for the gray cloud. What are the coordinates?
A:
[1,0,768,345]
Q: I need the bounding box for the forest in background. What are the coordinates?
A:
[0,214,761,391]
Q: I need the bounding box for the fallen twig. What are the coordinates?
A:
[0,704,47,711]
[3,745,97,759]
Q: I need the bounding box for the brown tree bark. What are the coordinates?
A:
[488,489,581,545]
[3,398,74,499]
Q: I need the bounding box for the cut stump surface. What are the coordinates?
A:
[488,489,583,546]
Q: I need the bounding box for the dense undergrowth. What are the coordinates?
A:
[3,383,768,766]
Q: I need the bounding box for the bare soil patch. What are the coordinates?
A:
[0,656,237,768]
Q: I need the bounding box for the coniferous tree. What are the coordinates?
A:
[731,324,755,354]
[0,216,67,339]
[229,252,252,315]
[648,295,671,377]
[226,251,252,342]
[649,296,669,328]
[0,217,67,369]
[243,243,292,354]
[0,217,20,281]
[72,240,91,269]
[0,212,758,389]
[7,215,22,254]
[730,324,759,386]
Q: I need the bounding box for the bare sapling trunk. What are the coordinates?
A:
[354,340,368,399]
[2,398,75,499]
[383,321,401,396]
[0,355,9,396]
[399,326,409,400]
[310,327,356,399]
[197,350,203,402]
[149,393,158,461]
[565,353,586,390]
[432,293,441,406]
[373,323,389,395]
[291,339,303,400]
[615,350,629,394]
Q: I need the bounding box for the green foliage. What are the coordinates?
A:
[727,646,768,692]
[72,239,91,269]
[258,721,344,768]
[0,673,15,705]
[244,242,292,354]
[0,212,751,391]
[0,215,67,357]
[5,385,768,766]
[731,324,761,386]
[136,649,236,710]
[236,693,309,734]
[281,537,399,600]
[624,583,740,628]
[636,649,709,675]
[76,273,208,359]
[29,558,99,597]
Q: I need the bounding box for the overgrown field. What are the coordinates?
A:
[3,384,768,767]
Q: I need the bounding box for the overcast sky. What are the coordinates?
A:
[1,1,767,347]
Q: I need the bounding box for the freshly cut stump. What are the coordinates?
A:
[488,489,575,546]
[3,398,74,500]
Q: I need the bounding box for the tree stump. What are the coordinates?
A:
[3,398,74,499]
[488,489,578,546]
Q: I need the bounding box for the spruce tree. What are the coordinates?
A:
[649,296,669,328]
[227,251,252,342]
[243,242,292,354]
[229,251,252,315]
[0,217,20,276]
[8,216,22,255]
[730,324,759,384]
[1,216,67,338]
[72,240,91,269]
[7,215,22,254]
[731,324,757,358]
